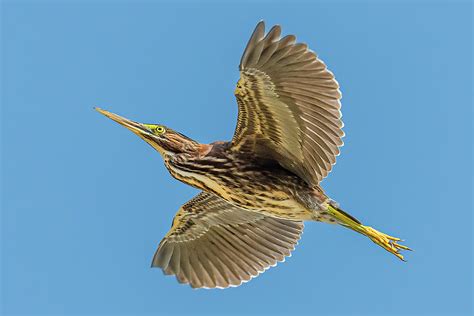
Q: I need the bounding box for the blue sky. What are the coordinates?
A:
[1,1,472,315]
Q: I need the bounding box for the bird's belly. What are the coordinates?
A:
[181,169,315,220]
[241,194,314,220]
[226,188,314,220]
[167,159,323,221]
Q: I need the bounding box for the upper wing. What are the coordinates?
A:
[232,21,344,186]
[151,192,303,289]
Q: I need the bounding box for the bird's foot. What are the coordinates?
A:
[325,205,412,261]
[361,226,412,261]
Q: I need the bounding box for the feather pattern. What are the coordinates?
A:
[151,192,303,289]
[232,21,344,185]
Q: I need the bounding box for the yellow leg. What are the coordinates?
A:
[326,205,412,261]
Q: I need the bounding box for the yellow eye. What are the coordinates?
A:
[155,126,166,134]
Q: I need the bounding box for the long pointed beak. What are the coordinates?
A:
[95,107,151,136]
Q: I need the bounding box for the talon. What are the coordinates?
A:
[396,244,413,251]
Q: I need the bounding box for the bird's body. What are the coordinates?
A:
[96,21,410,289]
[165,141,328,221]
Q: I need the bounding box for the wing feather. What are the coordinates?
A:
[232,22,343,185]
[152,192,303,288]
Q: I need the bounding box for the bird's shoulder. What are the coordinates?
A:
[204,141,232,158]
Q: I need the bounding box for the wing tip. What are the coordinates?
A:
[166,251,296,289]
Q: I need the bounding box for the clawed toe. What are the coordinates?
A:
[363,226,412,261]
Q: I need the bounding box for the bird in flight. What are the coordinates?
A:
[96,21,410,289]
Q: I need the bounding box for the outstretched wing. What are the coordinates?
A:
[232,21,343,186]
[152,192,304,289]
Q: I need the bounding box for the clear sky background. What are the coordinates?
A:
[1,1,472,315]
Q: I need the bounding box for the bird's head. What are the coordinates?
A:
[95,108,200,157]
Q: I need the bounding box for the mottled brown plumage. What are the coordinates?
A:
[96,21,410,289]
[152,191,304,288]
[165,142,325,221]
[234,22,343,186]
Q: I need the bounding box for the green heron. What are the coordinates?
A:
[96,21,410,289]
